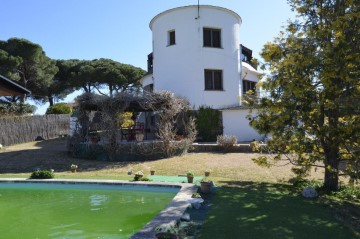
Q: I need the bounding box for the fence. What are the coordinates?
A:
[0,114,70,146]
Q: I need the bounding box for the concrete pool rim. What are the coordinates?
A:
[0,178,198,239]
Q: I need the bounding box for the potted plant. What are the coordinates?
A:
[186,171,194,183]
[70,164,78,173]
[134,170,144,181]
[200,178,212,194]
[150,168,156,175]
[204,169,211,177]
[155,221,179,239]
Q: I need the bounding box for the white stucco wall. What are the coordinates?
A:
[149,5,242,109]
[222,109,263,142]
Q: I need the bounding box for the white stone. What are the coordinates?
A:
[302,186,318,198]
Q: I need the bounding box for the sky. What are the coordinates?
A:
[1,0,295,114]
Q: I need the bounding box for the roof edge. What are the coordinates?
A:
[0,74,31,94]
[150,5,242,30]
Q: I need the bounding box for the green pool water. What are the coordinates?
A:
[0,182,178,238]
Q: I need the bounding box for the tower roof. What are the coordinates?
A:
[150,5,242,30]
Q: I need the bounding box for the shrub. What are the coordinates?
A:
[118,112,135,128]
[217,134,237,152]
[30,170,55,179]
[140,177,152,181]
[290,178,322,190]
[46,103,72,114]
[134,170,144,181]
[0,102,37,115]
[331,186,360,201]
[196,106,222,142]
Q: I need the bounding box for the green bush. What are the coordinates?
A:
[30,170,55,179]
[0,102,37,115]
[46,103,72,114]
[332,186,360,201]
[196,106,222,142]
[140,177,152,181]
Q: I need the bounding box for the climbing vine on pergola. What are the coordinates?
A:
[71,91,196,159]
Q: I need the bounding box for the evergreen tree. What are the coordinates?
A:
[0,38,58,103]
[250,0,359,190]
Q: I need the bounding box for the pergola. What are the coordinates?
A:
[71,91,196,160]
[0,75,31,96]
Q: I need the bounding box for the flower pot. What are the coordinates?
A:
[187,176,194,183]
[136,133,144,142]
[205,171,210,177]
[150,170,156,175]
[71,169,76,173]
[200,182,212,194]
[155,232,178,239]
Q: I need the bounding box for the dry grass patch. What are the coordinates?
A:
[0,139,325,185]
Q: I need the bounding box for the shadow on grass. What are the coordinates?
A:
[199,181,358,239]
[0,138,135,174]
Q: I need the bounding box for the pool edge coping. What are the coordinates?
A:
[0,178,198,239]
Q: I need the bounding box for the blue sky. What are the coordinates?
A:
[1,0,295,114]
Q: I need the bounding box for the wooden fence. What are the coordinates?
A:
[0,114,70,146]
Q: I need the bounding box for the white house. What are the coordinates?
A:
[141,5,262,142]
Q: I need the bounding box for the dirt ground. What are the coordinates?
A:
[0,138,117,173]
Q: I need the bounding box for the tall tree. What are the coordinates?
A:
[44,60,79,106]
[250,0,359,190]
[0,49,22,102]
[0,49,22,81]
[0,38,58,103]
[69,58,145,97]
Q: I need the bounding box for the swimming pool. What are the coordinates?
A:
[0,180,180,238]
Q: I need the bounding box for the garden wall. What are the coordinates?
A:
[0,114,70,146]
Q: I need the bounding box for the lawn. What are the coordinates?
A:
[199,183,358,239]
[0,139,359,238]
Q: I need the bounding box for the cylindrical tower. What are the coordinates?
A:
[148,5,242,109]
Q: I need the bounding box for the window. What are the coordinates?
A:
[168,30,176,45]
[203,28,221,48]
[205,69,223,90]
[242,80,256,94]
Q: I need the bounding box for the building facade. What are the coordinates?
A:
[141,5,262,142]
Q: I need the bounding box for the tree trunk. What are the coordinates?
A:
[324,152,339,191]
[48,96,54,107]
[323,109,340,191]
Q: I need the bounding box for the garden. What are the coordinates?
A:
[0,138,359,238]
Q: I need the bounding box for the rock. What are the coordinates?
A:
[187,198,204,210]
[302,186,318,198]
[181,213,191,222]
